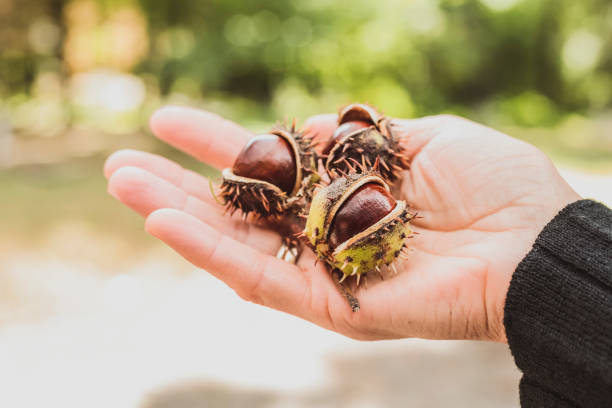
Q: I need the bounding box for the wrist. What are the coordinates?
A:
[495,190,581,344]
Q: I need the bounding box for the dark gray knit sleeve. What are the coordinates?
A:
[504,199,612,408]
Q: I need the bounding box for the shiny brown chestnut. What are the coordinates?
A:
[328,183,395,250]
[220,125,318,221]
[232,134,297,194]
[322,121,371,156]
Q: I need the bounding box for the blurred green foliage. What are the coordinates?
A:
[140,0,612,120]
[0,0,610,164]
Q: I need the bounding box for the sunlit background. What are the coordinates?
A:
[1,0,611,407]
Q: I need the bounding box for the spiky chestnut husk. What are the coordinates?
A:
[324,103,410,183]
[304,172,414,285]
[220,124,319,220]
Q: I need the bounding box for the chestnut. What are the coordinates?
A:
[232,134,297,195]
[322,121,371,156]
[325,103,410,183]
[304,172,414,287]
[220,125,318,219]
[328,183,396,250]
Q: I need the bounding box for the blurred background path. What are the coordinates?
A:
[0,163,609,408]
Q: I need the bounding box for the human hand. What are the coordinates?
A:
[104,107,580,342]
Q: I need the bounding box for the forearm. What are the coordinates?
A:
[504,200,612,407]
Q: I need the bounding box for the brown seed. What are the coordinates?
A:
[322,121,371,155]
[232,134,297,194]
[328,183,396,249]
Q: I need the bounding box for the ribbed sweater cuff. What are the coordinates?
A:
[504,199,612,408]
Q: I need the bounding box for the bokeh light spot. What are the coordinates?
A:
[562,30,602,76]
[405,0,446,35]
[70,70,145,113]
[28,17,60,55]
[252,10,280,42]
[282,16,312,47]
[224,14,256,46]
[479,0,523,12]
[156,28,195,60]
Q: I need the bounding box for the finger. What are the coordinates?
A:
[301,113,337,153]
[149,106,252,169]
[107,166,282,254]
[104,149,182,180]
[145,208,310,316]
[104,149,219,206]
[108,166,184,216]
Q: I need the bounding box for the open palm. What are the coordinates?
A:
[105,107,579,342]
